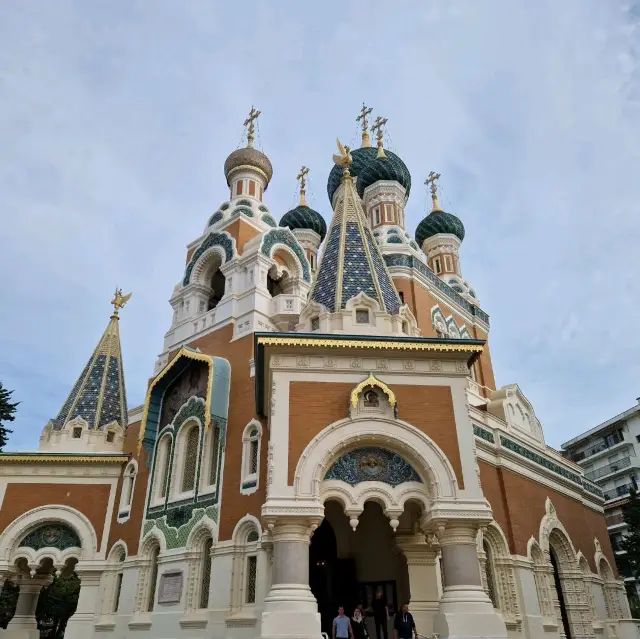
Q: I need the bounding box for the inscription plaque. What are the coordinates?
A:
[158,571,183,604]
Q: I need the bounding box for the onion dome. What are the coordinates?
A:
[415,208,465,246]
[280,205,327,241]
[223,146,273,187]
[356,153,412,198]
[327,146,378,203]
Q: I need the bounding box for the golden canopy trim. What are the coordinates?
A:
[351,373,396,408]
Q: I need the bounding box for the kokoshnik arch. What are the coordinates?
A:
[0,106,635,639]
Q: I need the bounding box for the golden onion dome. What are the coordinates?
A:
[223,146,273,188]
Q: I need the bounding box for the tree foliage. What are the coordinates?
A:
[0,580,19,629]
[619,488,640,580]
[0,382,19,451]
[36,573,81,639]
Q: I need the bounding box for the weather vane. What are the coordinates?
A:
[296,166,310,206]
[425,171,441,210]
[356,103,373,147]
[333,139,353,176]
[371,116,388,159]
[111,288,132,317]
[243,106,261,148]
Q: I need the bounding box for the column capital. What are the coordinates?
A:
[264,514,323,543]
[433,521,480,548]
[396,533,439,564]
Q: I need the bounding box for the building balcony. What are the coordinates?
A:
[604,483,635,502]
[585,455,635,481]
[569,429,629,463]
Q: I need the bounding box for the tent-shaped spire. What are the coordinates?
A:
[310,142,401,314]
[53,290,130,431]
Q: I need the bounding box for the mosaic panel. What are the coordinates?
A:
[260,229,311,282]
[262,214,277,227]
[473,424,495,443]
[144,505,218,550]
[364,228,401,314]
[20,524,81,551]
[312,225,342,311]
[68,355,107,428]
[98,355,123,428]
[341,222,379,307]
[183,232,234,286]
[54,358,92,426]
[324,447,422,487]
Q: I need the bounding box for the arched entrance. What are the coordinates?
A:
[550,548,572,639]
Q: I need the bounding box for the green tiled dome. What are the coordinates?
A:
[280,205,327,241]
[327,147,378,203]
[415,209,465,247]
[356,154,411,198]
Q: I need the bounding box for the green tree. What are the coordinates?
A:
[619,486,640,617]
[0,382,19,451]
[35,573,80,639]
[0,580,19,628]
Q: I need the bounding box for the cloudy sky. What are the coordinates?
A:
[1,1,639,451]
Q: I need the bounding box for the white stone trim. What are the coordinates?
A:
[170,417,203,501]
[240,420,262,496]
[117,460,138,523]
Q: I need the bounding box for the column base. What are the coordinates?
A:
[433,586,507,639]
[64,613,94,639]
[409,602,440,638]
[260,584,322,639]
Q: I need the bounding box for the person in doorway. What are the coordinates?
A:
[333,606,354,639]
[393,603,417,639]
[372,589,389,639]
[352,604,368,639]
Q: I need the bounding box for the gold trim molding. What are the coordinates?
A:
[351,374,396,408]
[0,455,127,464]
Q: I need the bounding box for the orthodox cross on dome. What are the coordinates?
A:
[425,171,442,211]
[296,166,310,206]
[111,287,132,317]
[371,116,388,159]
[243,106,261,148]
[356,102,373,148]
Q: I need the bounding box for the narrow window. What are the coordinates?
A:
[246,555,257,604]
[199,538,213,609]
[113,573,124,613]
[433,258,442,274]
[242,423,261,491]
[182,426,199,492]
[374,208,381,225]
[236,180,243,196]
[249,180,256,196]
[355,309,370,324]
[73,427,82,439]
[444,255,453,271]
[311,317,320,331]
[209,427,220,486]
[106,430,115,443]
[157,437,171,499]
[250,435,259,475]
[385,203,393,222]
[483,541,498,608]
[147,547,160,612]
[398,291,405,304]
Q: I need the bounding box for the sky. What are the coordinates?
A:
[1,0,640,451]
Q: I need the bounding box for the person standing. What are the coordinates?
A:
[371,589,389,639]
[393,603,417,639]
[352,604,368,639]
[333,606,354,639]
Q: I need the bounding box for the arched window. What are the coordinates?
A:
[230,520,262,613]
[101,545,127,617]
[154,435,172,501]
[147,546,160,612]
[181,426,200,493]
[245,530,259,604]
[199,538,213,609]
[119,462,137,520]
[113,550,126,613]
[202,425,221,491]
[482,540,498,608]
[208,270,226,310]
[241,422,261,494]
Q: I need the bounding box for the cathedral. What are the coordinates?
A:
[0,106,636,639]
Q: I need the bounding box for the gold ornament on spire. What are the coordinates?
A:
[333,138,353,178]
[296,166,310,206]
[111,288,132,317]
[243,106,261,148]
[356,103,373,148]
[425,171,442,211]
[371,116,388,159]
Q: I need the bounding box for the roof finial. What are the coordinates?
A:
[356,103,373,148]
[243,106,261,148]
[111,288,132,318]
[425,171,442,211]
[371,116,388,159]
[296,166,310,206]
[333,139,353,179]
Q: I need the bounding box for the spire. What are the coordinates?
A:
[371,116,388,159]
[309,140,401,314]
[356,103,373,148]
[243,106,261,148]
[425,171,442,211]
[296,166,310,206]
[53,290,131,431]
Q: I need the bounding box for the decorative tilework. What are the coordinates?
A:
[410,241,419,250]
[416,210,465,245]
[260,229,311,282]
[20,524,81,550]
[387,228,399,235]
[220,202,230,210]
[583,480,604,499]
[364,228,401,314]
[356,153,412,198]
[387,236,403,244]
[325,447,422,486]
[232,206,254,218]
[144,505,218,550]
[208,211,223,226]
[280,205,327,241]
[236,199,253,207]
[341,222,379,306]
[262,214,277,227]
[183,232,234,286]
[326,146,379,203]
[312,225,341,311]
[173,396,206,431]
[383,253,490,325]
[473,425,495,443]
[258,204,269,213]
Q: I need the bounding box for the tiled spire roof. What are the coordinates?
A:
[53,311,128,431]
[310,165,401,314]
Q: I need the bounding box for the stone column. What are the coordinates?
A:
[433,523,508,639]
[64,569,102,639]
[260,516,322,639]
[396,533,440,638]
[5,575,51,639]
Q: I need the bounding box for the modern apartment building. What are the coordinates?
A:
[562,397,640,599]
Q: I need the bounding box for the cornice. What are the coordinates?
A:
[0,454,129,464]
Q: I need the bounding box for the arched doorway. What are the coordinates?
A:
[550,548,572,639]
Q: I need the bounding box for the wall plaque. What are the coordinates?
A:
[158,571,183,604]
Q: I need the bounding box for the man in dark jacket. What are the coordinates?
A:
[371,589,389,639]
[393,603,417,639]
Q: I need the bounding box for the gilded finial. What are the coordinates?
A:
[425,171,442,211]
[111,288,132,318]
[371,116,388,159]
[296,166,310,206]
[332,138,353,178]
[243,106,261,148]
[356,103,373,148]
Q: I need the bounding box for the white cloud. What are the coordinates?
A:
[1,0,640,449]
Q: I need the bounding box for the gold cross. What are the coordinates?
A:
[296,166,309,205]
[243,106,261,147]
[371,116,388,158]
[356,102,373,131]
[425,171,441,209]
